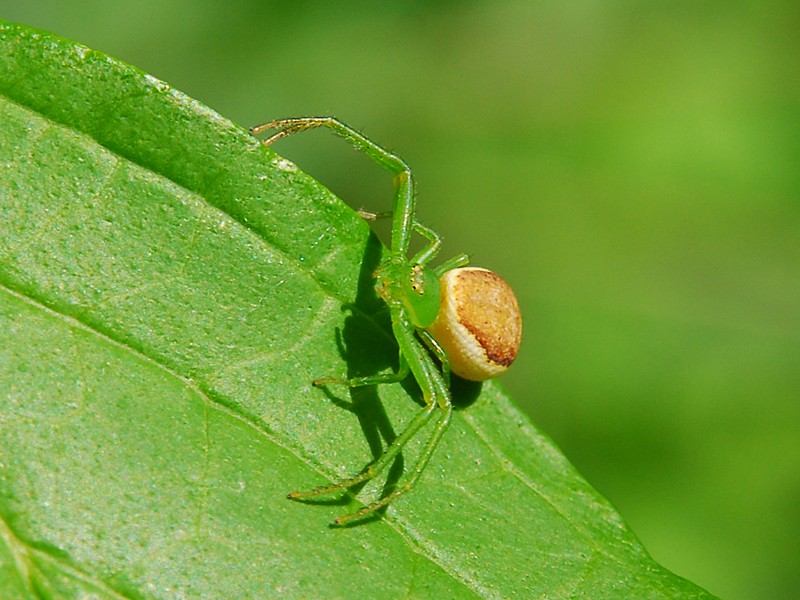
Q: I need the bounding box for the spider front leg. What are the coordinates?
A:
[251,116,417,257]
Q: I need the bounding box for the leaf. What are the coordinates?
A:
[0,20,716,599]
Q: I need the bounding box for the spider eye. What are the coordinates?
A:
[410,266,425,293]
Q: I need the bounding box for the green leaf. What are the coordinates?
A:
[0,20,715,599]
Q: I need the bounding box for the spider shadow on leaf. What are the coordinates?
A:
[305,233,404,519]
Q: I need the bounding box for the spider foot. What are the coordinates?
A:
[311,376,347,387]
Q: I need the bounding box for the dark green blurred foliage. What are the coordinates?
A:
[2,2,797,598]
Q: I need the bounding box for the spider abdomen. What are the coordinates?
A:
[426,267,522,382]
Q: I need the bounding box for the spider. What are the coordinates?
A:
[251,117,522,525]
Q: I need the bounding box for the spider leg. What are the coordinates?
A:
[410,220,442,267]
[334,402,451,525]
[312,355,410,388]
[358,210,456,271]
[251,116,417,257]
[290,309,452,524]
[418,329,451,389]
[433,253,470,277]
[252,117,407,176]
[288,400,437,504]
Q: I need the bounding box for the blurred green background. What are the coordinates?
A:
[3,2,798,598]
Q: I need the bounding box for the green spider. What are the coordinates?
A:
[251,117,522,525]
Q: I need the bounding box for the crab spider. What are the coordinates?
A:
[251,117,522,525]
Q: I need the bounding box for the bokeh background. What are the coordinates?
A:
[3,2,798,598]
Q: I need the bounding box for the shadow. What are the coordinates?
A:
[321,233,408,504]
[450,375,483,409]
